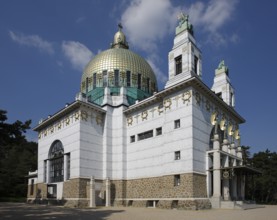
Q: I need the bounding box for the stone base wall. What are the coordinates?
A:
[26,173,210,209]
[63,178,89,198]
[27,184,38,199]
[111,173,207,200]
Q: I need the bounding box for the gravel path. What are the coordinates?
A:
[0,203,276,220]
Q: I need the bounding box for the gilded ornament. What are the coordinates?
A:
[50,126,54,134]
[127,117,133,126]
[57,123,62,130]
[141,110,148,121]
[210,112,218,126]
[74,111,80,120]
[38,133,41,139]
[158,103,164,115]
[195,92,201,105]
[220,115,226,131]
[44,130,47,137]
[227,123,233,136]
[205,100,211,111]
[96,115,102,125]
[182,91,191,103]
[81,110,88,121]
[164,99,172,110]
[65,118,70,126]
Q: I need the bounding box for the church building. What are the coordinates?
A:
[27,14,256,209]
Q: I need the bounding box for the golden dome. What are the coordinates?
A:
[81,26,158,97]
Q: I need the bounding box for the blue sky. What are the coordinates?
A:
[0,0,276,154]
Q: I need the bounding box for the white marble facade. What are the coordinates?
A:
[29,15,247,209]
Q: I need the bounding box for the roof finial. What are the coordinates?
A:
[118,23,123,31]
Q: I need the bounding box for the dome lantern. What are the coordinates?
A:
[111,23,129,49]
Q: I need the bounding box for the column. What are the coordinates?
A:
[213,134,221,198]
[237,146,242,159]
[64,154,68,181]
[46,160,50,183]
[230,143,237,157]
[90,176,96,208]
[222,155,230,200]
[240,175,245,201]
[232,159,237,200]
[105,178,111,207]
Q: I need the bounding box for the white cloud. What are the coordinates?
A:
[147,57,167,86]
[119,0,239,86]
[62,41,94,71]
[188,0,238,45]
[9,31,54,54]
[121,0,178,52]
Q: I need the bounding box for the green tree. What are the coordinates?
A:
[0,109,37,199]
[245,149,277,204]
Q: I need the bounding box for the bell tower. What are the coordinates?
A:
[165,13,202,88]
[211,60,235,107]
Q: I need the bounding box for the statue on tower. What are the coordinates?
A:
[176,12,193,35]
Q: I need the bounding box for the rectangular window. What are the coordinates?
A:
[127,71,131,87]
[175,55,182,75]
[86,77,89,93]
[47,184,57,198]
[146,78,150,93]
[130,135,135,143]
[49,157,64,183]
[114,70,119,87]
[175,151,181,160]
[138,73,142,89]
[174,119,180,129]
[30,179,34,195]
[93,73,96,89]
[194,55,198,75]
[138,130,153,141]
[103,70,108,87]
[156,127,162,136]
[174,175,180,186]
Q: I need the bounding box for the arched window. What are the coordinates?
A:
[49,140,64,183]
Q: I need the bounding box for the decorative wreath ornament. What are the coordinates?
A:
[164,99,172,110]
[96,115,102,125]
[127,117,133,126]
[205,100,211,112]
[157,104,164,115]
[182,91,191,103]
[195,92,201,105]
[141,110,148,121]
[50,126,54,134]
[74,111,80,120]
[223,170,230,179]
[81,110,88,121]
[65,117,70,125]
[57,122,62,130]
